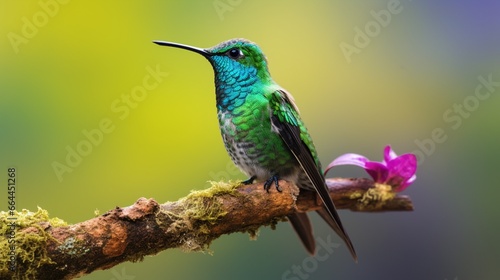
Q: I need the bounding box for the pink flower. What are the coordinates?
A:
[325,146,417,192]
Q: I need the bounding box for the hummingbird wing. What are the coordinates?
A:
[269,89,357,261]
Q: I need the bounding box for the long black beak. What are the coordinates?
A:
[153,41,211,58]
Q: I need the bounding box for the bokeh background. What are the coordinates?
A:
[1,1,499,279]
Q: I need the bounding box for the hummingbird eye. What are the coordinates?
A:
[227,48,244,59]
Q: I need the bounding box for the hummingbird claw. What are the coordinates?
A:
[242,176,256,185]
[264,175,282,193]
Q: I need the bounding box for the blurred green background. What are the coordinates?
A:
[1,0,499,279]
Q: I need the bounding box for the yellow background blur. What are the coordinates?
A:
[1,1,499,279]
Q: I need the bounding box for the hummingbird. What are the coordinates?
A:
[153,38,356,260]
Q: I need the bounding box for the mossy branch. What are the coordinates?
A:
[0,178,413,279]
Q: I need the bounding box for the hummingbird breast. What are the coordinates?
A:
[217,94,299,182]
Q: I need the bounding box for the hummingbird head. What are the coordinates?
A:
[154,38,271,81]
[154,38,272,110]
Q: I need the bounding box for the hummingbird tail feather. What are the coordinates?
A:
[288,213,315,255]
[316,208,358,262]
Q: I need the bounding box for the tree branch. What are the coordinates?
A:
[1,178,413,279]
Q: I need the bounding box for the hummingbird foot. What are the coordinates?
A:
[264,175,282,193]
[242,176,256,185]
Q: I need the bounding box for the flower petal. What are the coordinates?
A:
[364,161,389,182]
[324,153,369,176]
[383,145,398,163]
[325,146,417,192]
[393,173,417,192]
[386,153,417,181]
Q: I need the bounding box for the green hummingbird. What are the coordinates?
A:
[153,38,356,260]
